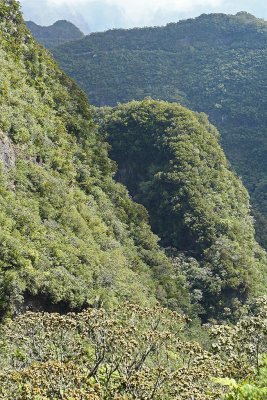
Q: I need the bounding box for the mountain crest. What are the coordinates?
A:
[26,19,84,49]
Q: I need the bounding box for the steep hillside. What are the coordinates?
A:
[52,12,267,248]
[26,20,84,48]
[1,3,267,398]
[0,1,266,322]
[0,1,185,317]
[94,100,267,319]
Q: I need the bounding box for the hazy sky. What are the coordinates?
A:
[20,0,267,33]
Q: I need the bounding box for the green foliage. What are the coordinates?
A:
[0,1,185,316]
[214,297,267,399]
[224,367,267,400]
[95,100,267,319]
[220,357,267,400]
[51,12,267,248]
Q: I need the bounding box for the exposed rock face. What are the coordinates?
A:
[0,131,15,169]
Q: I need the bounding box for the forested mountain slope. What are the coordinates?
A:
[1,3,267,397]
[26,20,84,49]
[94,100,267,319]
[0,0,266,321]
[52,12,267,248]
[0,0,184,317]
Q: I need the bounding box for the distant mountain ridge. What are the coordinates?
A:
[26,20,84,48]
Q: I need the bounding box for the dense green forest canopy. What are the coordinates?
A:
[0,0,266,321]
[95,100,267,319]
[50,12,267,248]
[0,0,187,317]
[26,20,84,49]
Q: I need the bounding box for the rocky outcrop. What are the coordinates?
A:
[0,131,15,169]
